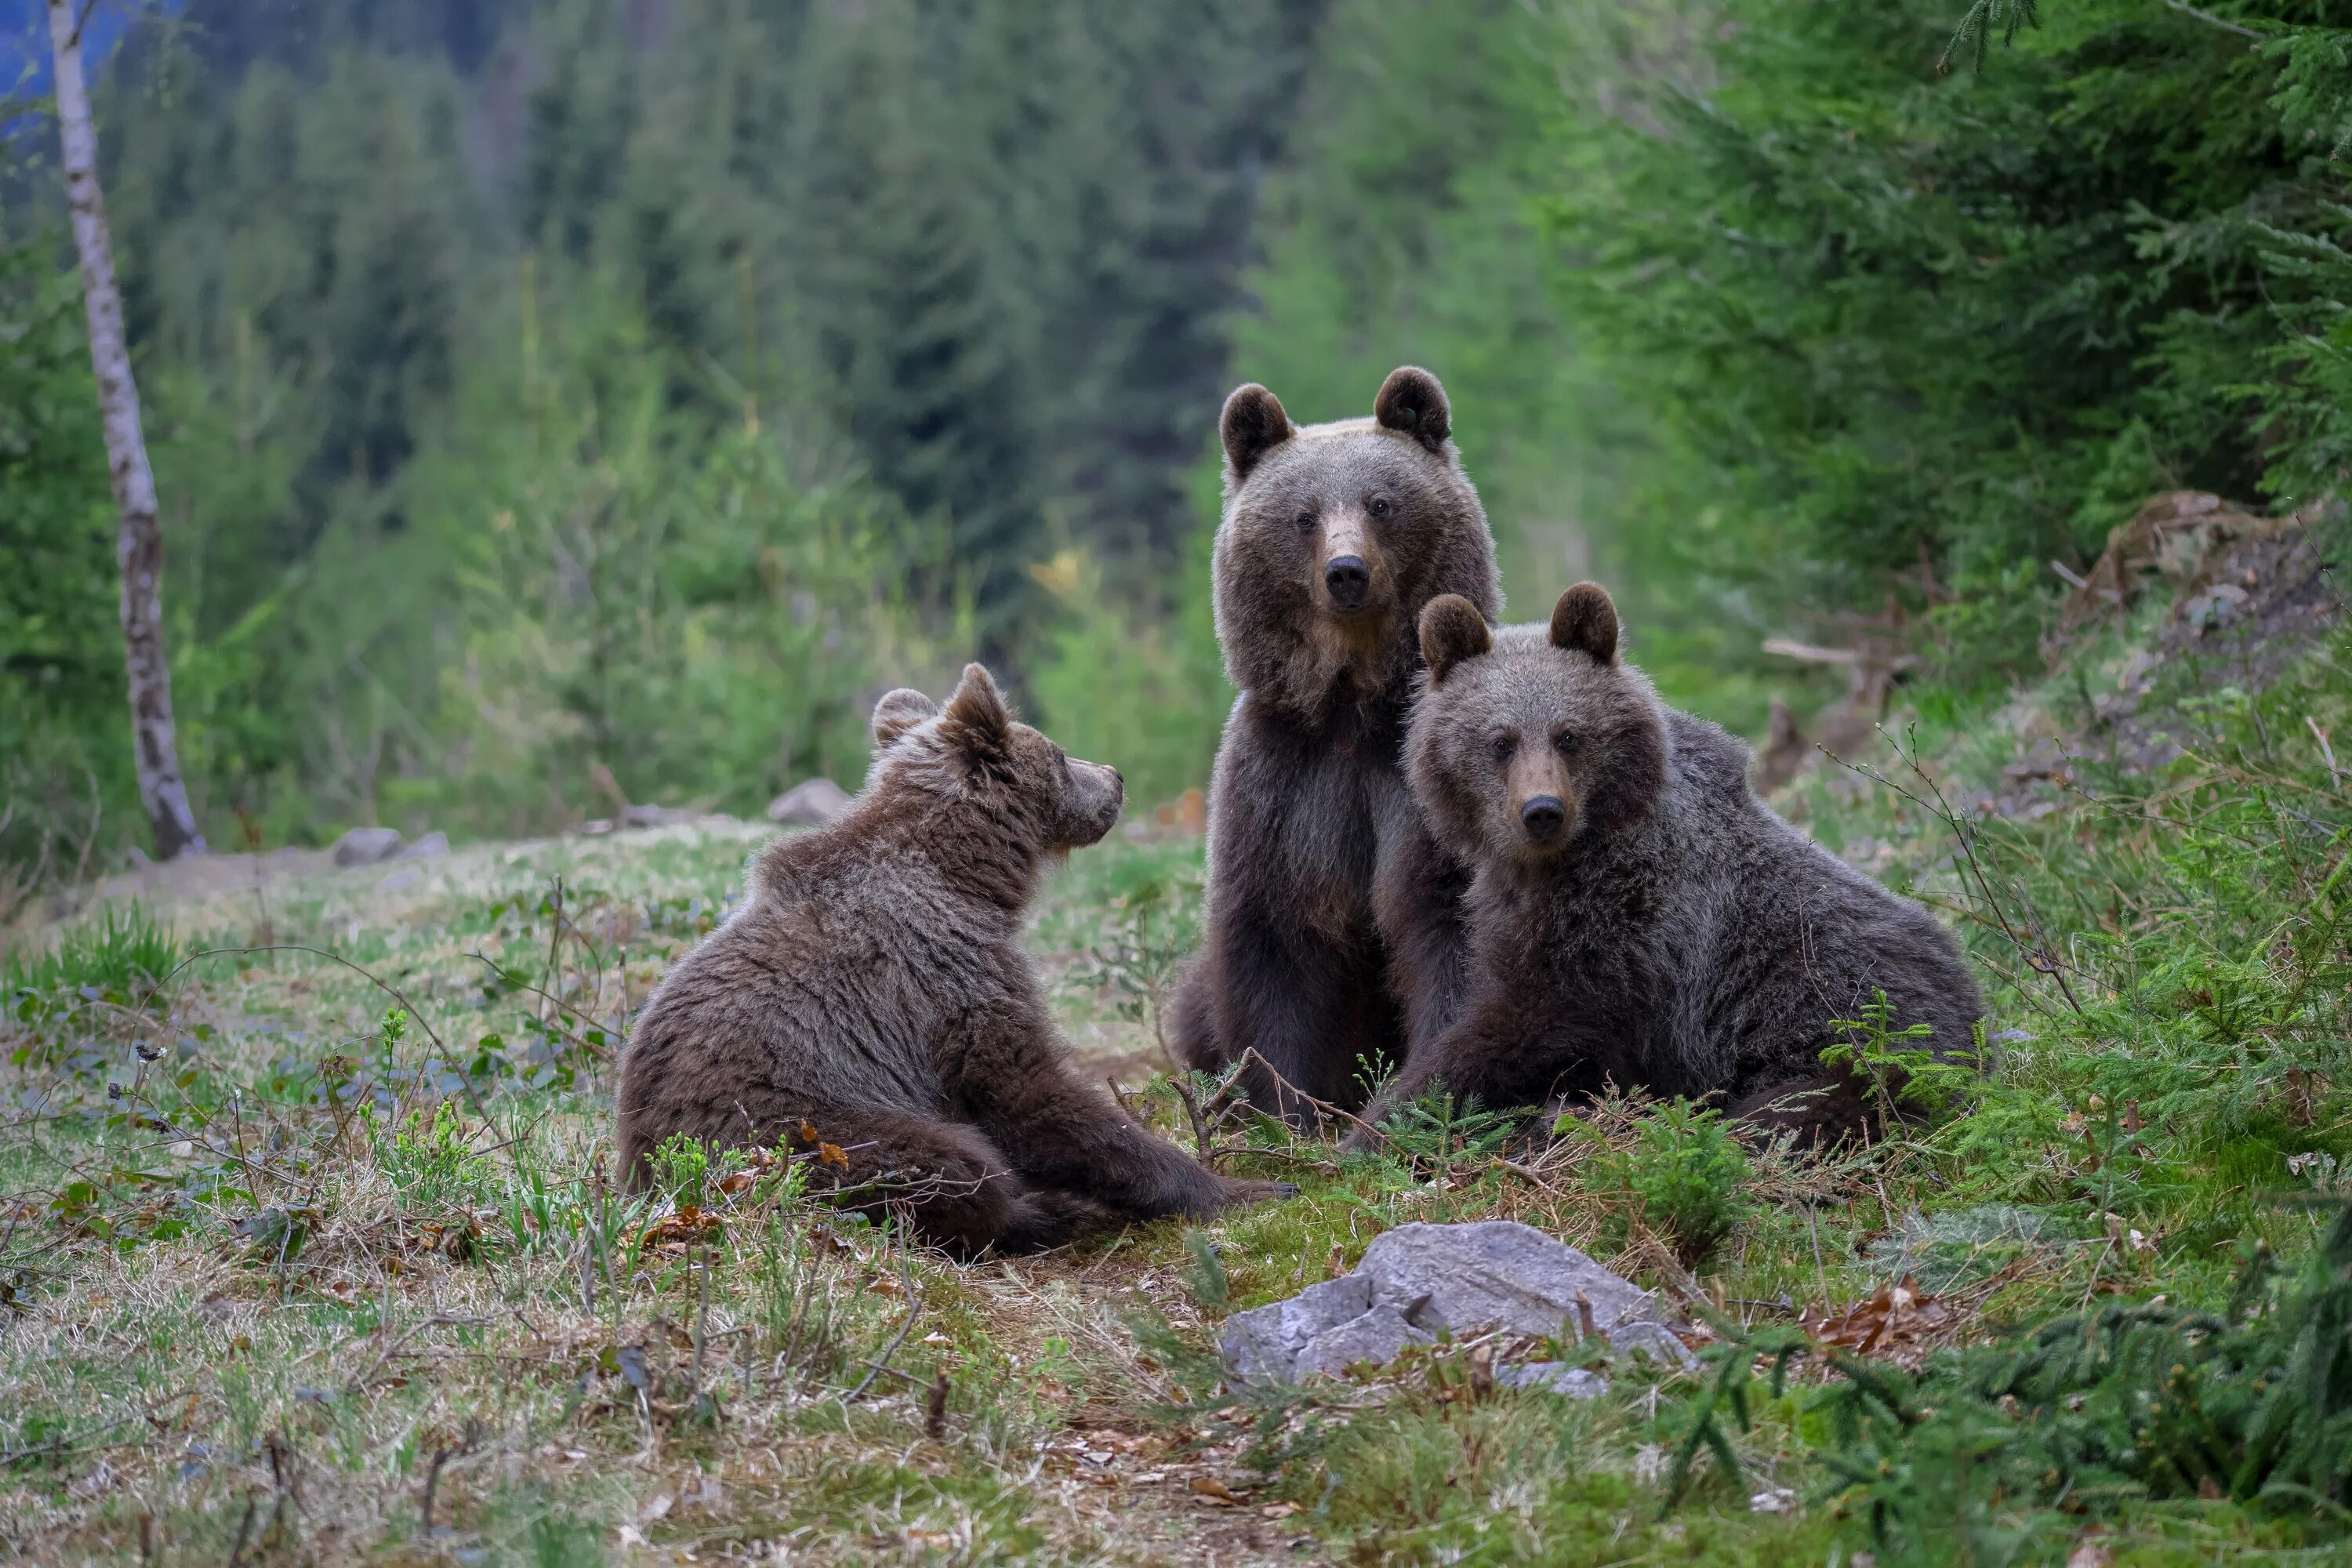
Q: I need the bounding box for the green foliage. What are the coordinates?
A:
[1892,614,2352,1243]
[1539,0,2352,687]
[377,1101,493,1212]
[2,1,1327,871]
[1793,1205,2352,1563]
[1575,1102,1755,1270]
[1373,1090,1523,1170]
[1028,534,1231,808]
[1180,1229,1232,1312]
[645,1133,710,1210]
[2,904,179,1006]
[1823,989,1986,1127]
[0,238,134,872]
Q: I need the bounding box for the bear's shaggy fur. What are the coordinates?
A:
[615,665,1290,1255]
[1348,586,1984,1145]
[1169,367,1500,1122]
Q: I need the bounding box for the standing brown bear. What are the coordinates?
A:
[1346,586,1984,1148]
[1170,368,1501,1123]
[616,665,1292,1256]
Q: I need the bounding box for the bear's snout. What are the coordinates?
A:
[1323,554,1372,610]
[1520,795,1567,842]
[1062,758,1125,848]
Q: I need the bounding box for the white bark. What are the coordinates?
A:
[47,0,204,859]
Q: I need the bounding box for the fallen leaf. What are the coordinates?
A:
[818,1142,850,1171]
[2066,1534,2112,1568]
[1261,1501,1300,1519]
[637,1205,724,1253]
[1798,1275,1955,1363]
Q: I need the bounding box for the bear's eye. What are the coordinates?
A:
[1490,733,1518,764]
[1367,493,1392,520]
[1294,506,1318,533]
[1552,730,1579,757]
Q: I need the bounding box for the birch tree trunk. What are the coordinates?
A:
[47,0,205,859]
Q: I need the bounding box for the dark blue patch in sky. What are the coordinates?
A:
[2,2,180,100]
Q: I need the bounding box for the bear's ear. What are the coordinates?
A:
[1419,594,1492,686]
[1374,365,1450,452]
[1221,383,1294,483]
[939,662,1014,760]
[1549,583,1619,665]
[871,688,939,749]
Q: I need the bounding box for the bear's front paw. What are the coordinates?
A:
[1338,1117,1391,1156]
[1214,1176,1300,1209]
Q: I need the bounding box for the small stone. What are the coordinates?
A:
[768,777,853,827]
[331,826,405,867]
[1218,1220,1693,1385]
[621,803,703,829]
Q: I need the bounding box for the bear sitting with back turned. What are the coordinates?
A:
[616,664,1294,1256]
[1346,586,1984,1149]
[1169,367,1501,1124]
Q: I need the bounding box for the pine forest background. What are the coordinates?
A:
[5,0,2350,877]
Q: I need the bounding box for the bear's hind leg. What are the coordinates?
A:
[1165,956,1225,1074]
[1727,1070,1879,1148]
[800,1106,1080,1258]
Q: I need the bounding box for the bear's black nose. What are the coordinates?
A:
[1324,555,1371,609]
[1521,796,1566,839]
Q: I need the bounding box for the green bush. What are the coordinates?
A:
[2,903,180,1006]
[1576,1100,1754,1270]
[376,1101,494,1213]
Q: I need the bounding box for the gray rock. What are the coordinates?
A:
[1221,1274,1375,1383]
[394,830,449,861]
[1494,1362,1610,1399]
[1219,1221,1693,1385]
[332,826,405,867]
[1294,1303,1432,1379]
[767,777,852,827]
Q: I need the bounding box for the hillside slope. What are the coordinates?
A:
[3,511,2350,1564]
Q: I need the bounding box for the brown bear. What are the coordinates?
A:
[615,664,1293,1255]
[1346,586,1984,1148]
[1168,367,1501,1123]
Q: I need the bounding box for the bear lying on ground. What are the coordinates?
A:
[1346,585,1984,1148]
[616,665,1292,1255]
[1169,366,1501,1123]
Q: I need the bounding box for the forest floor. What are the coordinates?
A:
[5,512,2352,1566]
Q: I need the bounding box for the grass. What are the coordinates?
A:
[8,600,2352,1564]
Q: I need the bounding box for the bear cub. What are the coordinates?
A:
[616,664,1292,1255]
[1349,586,1984,1146]
[1170,366,1501,1123]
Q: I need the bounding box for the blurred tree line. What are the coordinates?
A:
[2,0,2347,877]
